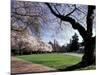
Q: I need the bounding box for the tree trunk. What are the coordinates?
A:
[81,36,96,65]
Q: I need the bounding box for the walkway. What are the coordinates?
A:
[64,53,83,57]
[11,57,56,74]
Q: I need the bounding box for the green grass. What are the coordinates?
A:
[16,53,81,69]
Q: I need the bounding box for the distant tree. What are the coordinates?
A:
[53,39,60,52]
[60,45,67,52]
[70,33,79,52]
[48,40,61,52]
[48,41,53,46]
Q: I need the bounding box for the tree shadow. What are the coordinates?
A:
[58,61,94,71]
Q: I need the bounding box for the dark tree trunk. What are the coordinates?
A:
[81,6,96,66]
[81,36,96,65]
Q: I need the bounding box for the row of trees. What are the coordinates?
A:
[11,26,80,55]
[11,30,53,55]
[48,33,82,53]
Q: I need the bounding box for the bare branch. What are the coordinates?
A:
[45,3,87,40]
[45,3,62,19]
[65,5,76,16]
[54,5,61,15]
[76,8,86,15]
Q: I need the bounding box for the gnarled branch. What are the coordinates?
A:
[45,3,87,40]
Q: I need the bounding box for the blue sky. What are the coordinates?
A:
[41,23,83,46]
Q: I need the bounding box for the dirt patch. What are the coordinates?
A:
[11,57,56,74]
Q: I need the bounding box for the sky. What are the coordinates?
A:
[39,3,95,46]
[11,0,96,46]
[41,22,83,46]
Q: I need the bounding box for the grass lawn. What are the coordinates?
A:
[16,53,82,69]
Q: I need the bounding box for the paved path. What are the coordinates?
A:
[63,53,83,57]
[11,57,56,74]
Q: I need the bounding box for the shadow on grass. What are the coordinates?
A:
[58,62,96,71]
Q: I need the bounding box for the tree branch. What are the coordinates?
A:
[65,5,76,16]
[54,5,61,15]
[45,3,87,40]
